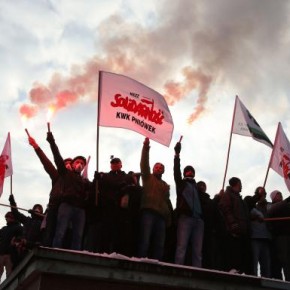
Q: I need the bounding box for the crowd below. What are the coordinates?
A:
[0,131,290,283]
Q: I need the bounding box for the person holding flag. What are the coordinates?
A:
[138,137,172,261]
[8,194,43,247]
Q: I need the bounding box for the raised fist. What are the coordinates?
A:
[9,194,16,206]
[174,142,181,154]
[46,132,55,143]
[143,137,150,146]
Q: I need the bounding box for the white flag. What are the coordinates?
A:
[0,133,13,195]
[82,155,90,179]
[232,95,273,148]
[98,71,174,147]
[269,122,290,191]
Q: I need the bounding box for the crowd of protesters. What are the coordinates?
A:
[1,132,290,283]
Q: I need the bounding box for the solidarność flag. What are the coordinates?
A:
[98,71,174,147]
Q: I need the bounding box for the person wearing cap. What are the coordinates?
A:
[27,134,73,247]
[173,141,203,267]
[0,212,23,281]
[89,157,135,254]
[218,177,251,274]
[46,132,91,250]
[267,190,290,281]
[138,137,172,261]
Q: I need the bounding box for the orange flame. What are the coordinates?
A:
[46,105,56,122]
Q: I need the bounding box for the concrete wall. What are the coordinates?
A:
[0,247,289,290]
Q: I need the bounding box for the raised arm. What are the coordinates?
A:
[140,137,151,178]
[46,132,66,174]
[173,142,182,184]
[9,194,28,225]
[28,136,58,182]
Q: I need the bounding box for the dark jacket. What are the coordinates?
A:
[267,200,290,236]
[10,206,43,245]
[219,186,250,236]
[34,147,62,209]
[174,155,201,218]
[47,133,90,208]
[0,222,23,254]
[98,170,134,209]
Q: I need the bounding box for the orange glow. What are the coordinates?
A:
[46,105,56,122]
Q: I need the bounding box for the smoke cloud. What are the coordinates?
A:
[19,0,289,123]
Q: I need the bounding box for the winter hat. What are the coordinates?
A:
[64,158,72,163]
[270,190,281,201]
[110,157,121,164]
[183,165,195,176]
[72,156,86,166]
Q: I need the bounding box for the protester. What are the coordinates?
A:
[89,157,135,254]
[244,186,264,212]
[197,180,220,270]
[0,212,23,281]
[211,189,228,271]
[116,170,143,256]
[218,177,251,274]
[138,137,172,261]
[28,135,72,247]
[9,194,43,247]
[173,141,203,267]
[249,187,271,277]
[47,132,91,250]
[267,190,290,281]
[83,179,102,253]
[10,236,28,270]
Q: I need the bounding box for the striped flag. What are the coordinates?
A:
[232,96,273,148]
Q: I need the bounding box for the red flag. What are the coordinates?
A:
[0,133,13,196]
[269,122,290,191]
[98,71,174,147]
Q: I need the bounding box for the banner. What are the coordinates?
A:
[98,71,174,146]
[0,133,13,195]
[269,122,290,191]
[232,96,273,148]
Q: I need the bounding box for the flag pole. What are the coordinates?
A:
[263,163,271,188]
[0,203,45,217]
[222,96,238,190]
[10,175,12,195]
[94,71,103,206]
[263,122,280,188]
[96,71,102,172]
[264,216,290,222]
[9,132,13,195]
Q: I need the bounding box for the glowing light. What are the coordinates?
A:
[46,105,56,122]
